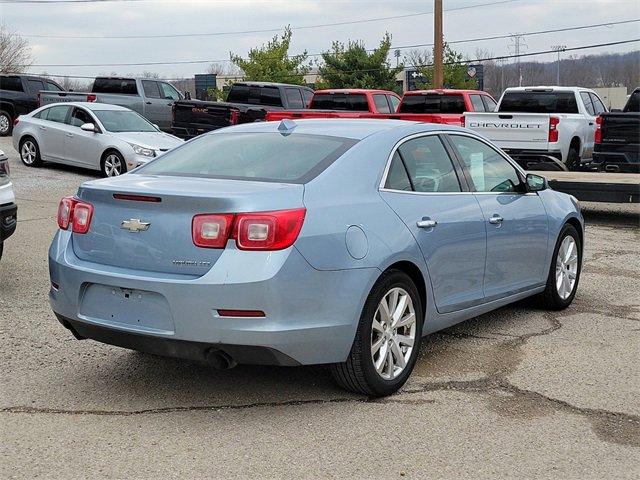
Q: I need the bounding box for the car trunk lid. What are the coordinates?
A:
[72,174,304,276]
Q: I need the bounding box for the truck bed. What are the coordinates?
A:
[534,171,640,203]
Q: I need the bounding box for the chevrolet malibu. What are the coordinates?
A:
[49,119,583,396]
[13,102,183,177]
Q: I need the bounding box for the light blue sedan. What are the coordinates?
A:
[49,119,583,396]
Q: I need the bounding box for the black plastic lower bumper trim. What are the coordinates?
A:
[0,202,17,242]
[55,314,300,367]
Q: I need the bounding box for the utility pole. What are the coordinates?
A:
[434,0,444,88]
[551,45,567,85]
[509,33,526,86]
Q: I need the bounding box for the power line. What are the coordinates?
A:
[17,0,521,39]
[25,38,640,81]
[28,18,640,67]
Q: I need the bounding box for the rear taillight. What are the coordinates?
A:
[13,118,19,127]
[229,108,240,125]
[594,115,602,144]
[57,196,93,234]
[234,208,306,251]
[191,208,306,251]
[86,94,97,102]
[192,213,234,248]
[548,116,560,143]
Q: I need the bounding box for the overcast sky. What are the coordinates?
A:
[1,0,639,80]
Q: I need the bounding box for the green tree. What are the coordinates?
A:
[417,43,477,89]
[230,26,310,85]
[318,33,402,91]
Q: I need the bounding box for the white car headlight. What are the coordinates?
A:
[129,143,156,158]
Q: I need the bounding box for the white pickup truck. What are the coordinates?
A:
[465,86,607,169]
[0,150,17,260]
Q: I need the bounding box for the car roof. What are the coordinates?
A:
[503,86,589,93]
[42,102,130,111]
[313,89,398,95]
[235,81,313,90]
[404,89,486,95]
[213,118,466,141]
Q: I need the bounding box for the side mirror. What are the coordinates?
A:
[80,122,97,133]
[526,173,547,192]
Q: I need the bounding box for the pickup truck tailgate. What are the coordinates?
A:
[464,112,550,149]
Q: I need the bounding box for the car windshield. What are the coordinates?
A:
[137,132,358,184]
[93,110,157,132]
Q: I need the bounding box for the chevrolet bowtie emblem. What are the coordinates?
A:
[121,218,150,233]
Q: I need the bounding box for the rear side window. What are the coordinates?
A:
[499,91,579,114]
[285,88,304,109]
[388,95,400,112]
[302,89,313,107]
[0,76,23,92]
[138,132,358,184]
[42,105,71,123]
[589,93,606,115]
[399,94,466,114]
[141,80,161,98]
[373,94,391,113]
[469,94,486,112]
[26,79,45,93]
[397,136,461,193]
[311,93,369,111]
[92,78,138,95]
[160,82,181,100]
[385,152,412,191]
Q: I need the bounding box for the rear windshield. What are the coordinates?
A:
[92,78,138,95]
[137,132,358,183]
[227,85,283,106]
[624,90,639,113]
[310,93,369,111]
[499,91,579,113]
[399,94,466,114]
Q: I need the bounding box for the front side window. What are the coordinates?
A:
[42,105,71,124]
[46,81,63,91]
[449,135,522,193]
[580,92,595,115]
[138,133,357,184]
[69,108,93,127]
[142,80,161,99]
[373,94,391,113]
[160,82,182,100]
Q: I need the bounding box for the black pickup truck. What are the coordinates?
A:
[0,74,65,136]
[171,81,314,139]
[592,88,640,173]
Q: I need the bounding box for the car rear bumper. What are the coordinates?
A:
[0,202,17,242]
[49,231,377,366]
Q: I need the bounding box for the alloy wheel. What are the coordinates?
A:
[0,115,9,135]
[555,236,578,300]
[104,154,123,177]
[21,141,37,165]
[371,287,417,380]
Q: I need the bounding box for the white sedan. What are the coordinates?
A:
[12,102,183,177]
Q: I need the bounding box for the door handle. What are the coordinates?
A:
[146,101,152,105]
[488,215,503,225]
[38,125,46,130]
[65,133,74,137]
[417,218,437,229]
[589,122,594,126]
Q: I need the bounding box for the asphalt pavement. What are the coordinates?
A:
[1,136,638,479]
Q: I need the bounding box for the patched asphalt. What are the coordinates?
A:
[1,136,638,479]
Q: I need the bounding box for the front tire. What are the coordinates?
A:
[331,269,423,397]
[0,110,12,136]
[101,151,127,177]
[539,224,582,310]
[20,137,42,167]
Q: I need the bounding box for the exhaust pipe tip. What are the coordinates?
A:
[206,349,237,370]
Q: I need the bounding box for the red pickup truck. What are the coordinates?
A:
[267,88,497,126]
[265,89,402,121]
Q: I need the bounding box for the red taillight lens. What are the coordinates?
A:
[233,208,306,251]
[86,94,97,102]
[13,117,19,127]
[192,213,235,248]
[57,197,77,230]
[72,202,93,234]
[548,116,560,143]
[595,115,602,144]
[229,108,240,125]
[57,197,93,233]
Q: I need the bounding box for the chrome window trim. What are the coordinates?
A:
[379,130,531,195]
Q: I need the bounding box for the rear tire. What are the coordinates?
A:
[0,110,12,137]
[330,269,423,397]
[538,224,582,310]
[20,137,42,167]
[101,150,127,177]
[566,145,580,170]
